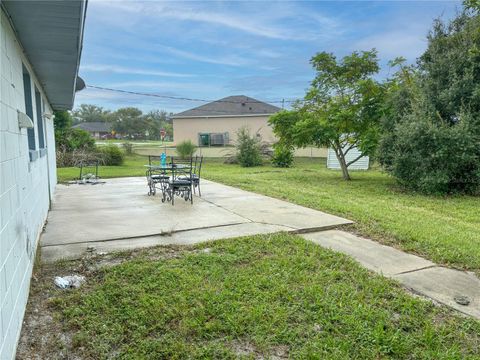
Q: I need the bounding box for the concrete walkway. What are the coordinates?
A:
[303,230,480,319]
[40,177,351,262]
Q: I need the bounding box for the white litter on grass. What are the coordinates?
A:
[54,275,86,289]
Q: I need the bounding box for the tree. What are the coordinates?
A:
[72,104,111,124]
[269,50,384,180]
[111,107,145,138]
[378,8,480,194]
[53,110,72,130]
[143,110,172,140]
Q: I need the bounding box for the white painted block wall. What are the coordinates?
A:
[0,10,56,360]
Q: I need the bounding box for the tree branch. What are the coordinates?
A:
[343,140,359,156]
[346,152,365,167]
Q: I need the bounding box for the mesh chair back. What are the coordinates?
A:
[194,156,203,178]
[171,156,193,181]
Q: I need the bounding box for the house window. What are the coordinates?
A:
[35,87,45,149]
[22,65,35,152]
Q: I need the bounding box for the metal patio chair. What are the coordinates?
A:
[146,155,170,196]
[192,155,203,196]
[162,157,193,205]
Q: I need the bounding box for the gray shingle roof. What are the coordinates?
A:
[72,122,112,132]
[173,95,281,118]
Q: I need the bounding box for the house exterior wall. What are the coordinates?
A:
[0,10,56,360]
[173,115,277,145]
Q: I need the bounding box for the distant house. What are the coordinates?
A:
[72,121,112,139]
[172,95,281,146]
[0,1,86,358]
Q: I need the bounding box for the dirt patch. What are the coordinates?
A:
[15,244,189,359]
[230,340,289,359]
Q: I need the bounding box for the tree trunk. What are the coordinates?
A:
[333,144,351,181]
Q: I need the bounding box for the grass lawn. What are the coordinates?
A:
[22,234,480,359]
[57,155,480,273]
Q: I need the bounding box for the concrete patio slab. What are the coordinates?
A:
[394,267,480,318]
[201,180,353,231]
[41,177,351,262]
[41,222,290,263]
[303,230,434,276]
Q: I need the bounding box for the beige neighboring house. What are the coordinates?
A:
[172,95,281,146]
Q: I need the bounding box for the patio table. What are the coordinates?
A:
[145,163,193,203]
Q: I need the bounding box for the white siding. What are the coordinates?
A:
[0,10,56,360]
[327,147,369,170]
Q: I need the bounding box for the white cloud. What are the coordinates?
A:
[103,80,222,93]
[354,29,428,61]
[92,0,339,41]
[81,64,194,77]
[159,46,250,67]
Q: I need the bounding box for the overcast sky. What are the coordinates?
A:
[75,0,461,113]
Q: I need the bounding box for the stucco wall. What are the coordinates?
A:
[173,115,276,145]
[0,10,56,360]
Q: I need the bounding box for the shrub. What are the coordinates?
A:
[55,128,96,167]
[98,144,125,166]
[378,10,480,195]
[176,140,196,159]
[122,142,134,155]
[55,128,95,152]
[271,143,294,168]
[235,127,263,167]
[386,115,480,195]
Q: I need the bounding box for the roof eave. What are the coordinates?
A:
[172,113,277,119]
[2,0,88,111]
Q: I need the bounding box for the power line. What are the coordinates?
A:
[87,85,300,105]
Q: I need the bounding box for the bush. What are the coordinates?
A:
[271,143,294,168]
[122,142,134,155]
[55,128,95,152]
[378,10,480,195]
[385,115,480,194]
[235,127,263,167]
[98,144,125,166]
[176,140,196,159]
[55,128,96,167]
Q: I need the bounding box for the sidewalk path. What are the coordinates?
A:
[303,230,480,319]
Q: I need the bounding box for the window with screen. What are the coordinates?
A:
[35,87,45,149]
[22,64,35,152]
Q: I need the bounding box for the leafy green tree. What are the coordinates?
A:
[72,104,111,124]
[143,110,172,140]
[112,107,145,139]
[379,8,480,194]
[270,50,384,180]
[53,110,72,130]
[464,0,480,12]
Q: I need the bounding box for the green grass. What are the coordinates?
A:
[202,158,480,273]
[50,234,479,359]
[57,154,148,181]
[57,156,480,272]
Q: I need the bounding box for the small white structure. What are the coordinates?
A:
[327,147,370,170]
[0,2,86,358]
